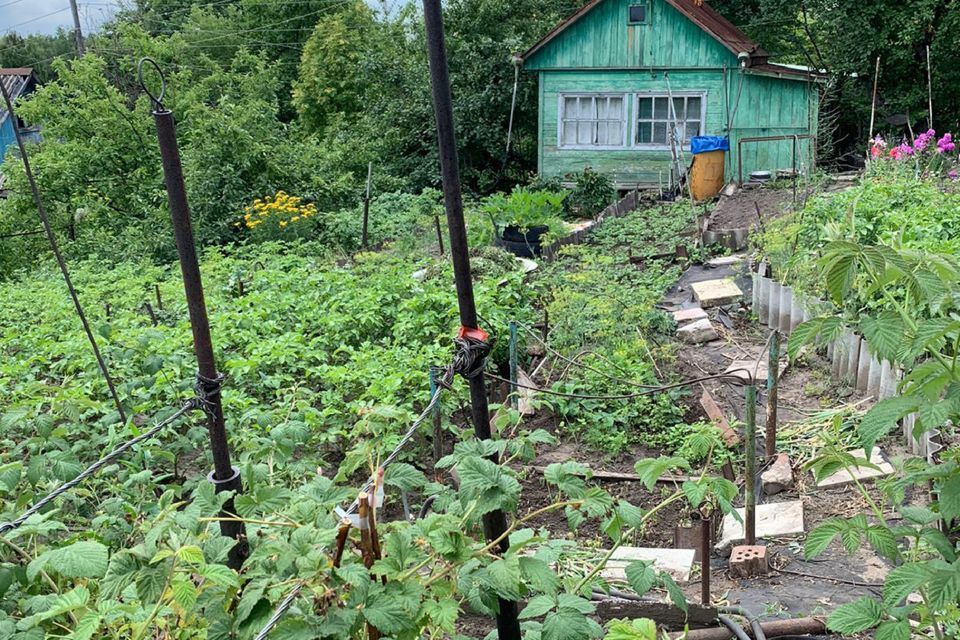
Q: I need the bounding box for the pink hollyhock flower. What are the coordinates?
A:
[898,143,914,157]
[950,170,959,181]
[937,133,955,153]
[890,147,901,160]
[870,135,887,158]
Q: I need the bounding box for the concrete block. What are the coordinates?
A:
[691,279,743,308]
[707,254,745,267]
[756,277,770,323]
[878,360,896,399]
[673,307,708,325]
[677,318,718,344]
[600,546,697,584]
[779,285,793,333]
[717,500,804,550]
[815,448,894,488]
[867,355,883,398]
[856,344,873,392]
[761,454,793,495]
[789,296,805,333]
[844,334,861,385]
[729,545,769,578]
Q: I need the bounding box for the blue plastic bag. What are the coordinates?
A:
[690,136,729,154]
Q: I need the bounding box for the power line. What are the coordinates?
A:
[0,0,29,10]
[1,7,72,35]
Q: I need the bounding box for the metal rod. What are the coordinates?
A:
[765,331,779,458]
[155,283,163,310]
[149,100,247,569]
[509,320,519,410]
[0,80,127,425]
[434,215,445,255]
[421,1,520,637]
[361,161,372,249]
[744,384,757,545]
[868,56,880,141]
[926,45,934,130]
[430,367,443,464]
[700,515,711,605]
[0,229,44,240]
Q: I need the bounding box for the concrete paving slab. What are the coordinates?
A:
[707,254,746,267]
[717,500,804,550]
[673,307,708,324]
[815,448,894,488]
[599,547,696,584]
[691,279,743,308]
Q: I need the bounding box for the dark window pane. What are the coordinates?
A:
[629,4,646,22]
[638,122,652,143]
[638,97,652,119]
[653,122,667,143]
[653,97,668,119]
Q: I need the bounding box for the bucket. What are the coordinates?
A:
[690,150,725,201]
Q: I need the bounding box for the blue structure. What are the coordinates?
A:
[0,68,39,174]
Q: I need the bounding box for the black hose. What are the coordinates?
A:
[719,606,766,640]
[718,615,752,640]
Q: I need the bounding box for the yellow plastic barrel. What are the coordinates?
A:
[690,149,725,201]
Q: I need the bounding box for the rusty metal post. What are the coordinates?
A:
[700,515,711,605]
[744,384,757,545]
[142,60,246,569]
[765,331,780,458]
[434,214,445,255]
[0,80,127,425]
[155,283,163,310]
[421,3,520,638]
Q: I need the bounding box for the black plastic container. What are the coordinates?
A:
[496,224,549,258]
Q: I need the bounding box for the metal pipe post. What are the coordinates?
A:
[744,384,757,545]
[421,2,520,637]
[509,321,518,410]
[699,515,711,605]
[430,367,443,464]
[149,100,247,569]
[361,161,372,249]
[765,331,780,458]
[0,81,127,425]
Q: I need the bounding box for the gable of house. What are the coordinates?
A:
[523,0,762,71]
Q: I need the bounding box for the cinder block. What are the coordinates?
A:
[729,545,769,578]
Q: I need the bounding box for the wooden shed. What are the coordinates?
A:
[521,0,823,189]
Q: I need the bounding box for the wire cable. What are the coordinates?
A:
[0,401,197,536]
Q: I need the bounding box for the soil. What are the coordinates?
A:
[708,185,796,231]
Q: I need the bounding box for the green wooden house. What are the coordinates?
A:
[521,0,823,189]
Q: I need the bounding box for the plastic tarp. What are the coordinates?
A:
[690,136,729,155]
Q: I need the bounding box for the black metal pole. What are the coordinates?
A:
[148,98,247,570]
[421,3,520,638]
[0,81,127,425]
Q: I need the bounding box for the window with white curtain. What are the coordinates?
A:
[635,94,703,146]
[560,94,626,147]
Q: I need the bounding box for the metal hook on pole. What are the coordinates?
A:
[137,57,167,112]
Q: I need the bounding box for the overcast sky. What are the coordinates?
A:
[0,0,120,37]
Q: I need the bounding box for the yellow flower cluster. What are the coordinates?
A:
[242,191,318,230]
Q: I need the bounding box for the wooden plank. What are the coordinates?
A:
[594,599,718,629]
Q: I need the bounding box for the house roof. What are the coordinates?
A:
[0,68,36,124]
[522,0,766,63]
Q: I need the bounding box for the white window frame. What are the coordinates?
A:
[632,91,706,150]
[557,93,629,150]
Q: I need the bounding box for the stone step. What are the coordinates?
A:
[691,278,743,308]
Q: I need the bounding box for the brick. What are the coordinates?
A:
[673,307,709,325]
[691,279,743,308]
[761,453,793,495]
[677,318,718,344]
[699,389,739,447]
[729,545,769,578]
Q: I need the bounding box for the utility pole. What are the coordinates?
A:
[421,2,521,638]
[140,59,247,569]
[68,0,85,55]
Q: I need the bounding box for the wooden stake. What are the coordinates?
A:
[361,162,373,250]
[332,519,351,568]
[926,46,934,130]
[765,331,780,458]
[144,302,158,326]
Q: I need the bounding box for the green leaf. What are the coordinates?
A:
[484,557,522,600]
[659,573,687,613]
[384,463,426,492]
[937,475,960,522]
[826,596,883,634]
[858,396,918,454]
[519,556,559,596]
[70,610,101,640]
[883,563,931,607]
[136,564,167,603]
[788,316,841,360]
[556,593,596,614]
[542,608,602,640]
[33,541,108,580]
[520,595,556,619]
[176,545,205,566]
[199,563,240,589]
[926,559,960,609]
[457,456,520,516]
[424,598,459,632]
[875,620,910,640]
[864,525,898,560]
[604,618,657,640]
[804,519,843,559]
[171,576,198,610]
[859,312,903,363]
[37,586,89,621]
[633,457,689,491]
[100,551,141,600]
[543,461,590,499]
[624,561,657,597]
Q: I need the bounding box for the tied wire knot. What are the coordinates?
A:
[451,332,492,381]
[195,372,226,417]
